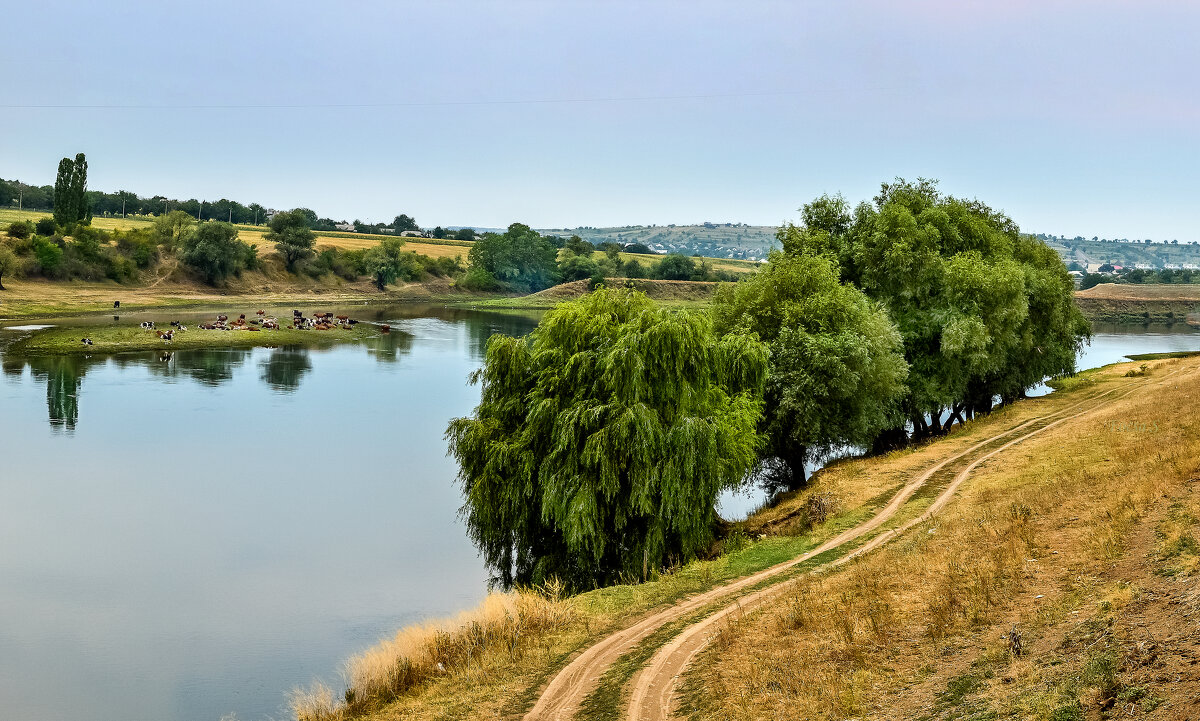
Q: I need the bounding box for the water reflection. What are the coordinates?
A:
[32,355,85,432]
[0,337,419,429]
[0,304,543,434]
[259,347,314,392]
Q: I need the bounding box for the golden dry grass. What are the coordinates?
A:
[1076,282,1200,301]
[275,358,1200,721]
[290,588,576,721]
[680,357,1200,720]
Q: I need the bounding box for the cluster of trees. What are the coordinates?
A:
[0,168,426,233]
[450,180,1090,590]
[459,224,739,293]
[1079,267,1200,289]
[2,210,461,288]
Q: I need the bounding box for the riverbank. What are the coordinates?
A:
[5,320,386,355]
[287,353,1200,721]
[0,276,501,320]
[1075,282,1200,324]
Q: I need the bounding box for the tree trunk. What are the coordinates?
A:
[782,446,809,492]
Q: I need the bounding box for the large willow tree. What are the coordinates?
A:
[712,251,908,491]
[447,288,767,590]
[782,179,1089,442]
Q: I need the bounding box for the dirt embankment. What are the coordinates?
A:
[529,279,720,303]
[0,275,489,319]
[1075,283,1200,324]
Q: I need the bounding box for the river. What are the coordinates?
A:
[0,310,1196,721]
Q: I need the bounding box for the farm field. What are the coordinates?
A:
[0,208,472,257]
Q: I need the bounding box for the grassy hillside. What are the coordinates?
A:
[1074,283,1200,323]
[1044,234,1200,269]
[0,208,472,258]
[285,354,1200,721]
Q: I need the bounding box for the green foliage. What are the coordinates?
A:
[153,210,196,249]
[558,253,600,282]
[35,217,57,236]
[652,253,698,280]
[624,258,646,279]
[181,221,255,284]
[0,245,17,289]
[781,179,1089,439]
[447,288,768,590]
[392,214,419,232]
[266,209,318,270]
[459,266,503,291]
[713,250,908,490]
[564,235,595,256]
[114,229,159,269]
[453,227,476,241]
[6,221,32,240]
[466,223,559,292]
[362,237,409,289]
[32,237,64,275]
[52,153,91,227]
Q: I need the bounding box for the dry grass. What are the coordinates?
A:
[1076,282,1200,301]
[291,586,576,721]
[680,357,1200,720]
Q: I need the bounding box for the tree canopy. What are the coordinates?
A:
[266,209,317,270]
[181,222,256,284]
[362,237,410,289]
[780,179,1089,440]
[713,250,908,490]
[464,223,559,292]
[447,288,767,590]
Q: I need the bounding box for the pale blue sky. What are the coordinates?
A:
[2,1,1197,239]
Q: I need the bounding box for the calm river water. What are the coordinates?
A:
[0,310,1196,721]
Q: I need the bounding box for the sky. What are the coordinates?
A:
[2,0,1198,239]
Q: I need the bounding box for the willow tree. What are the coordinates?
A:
[447,288,767,590]
[712,251,907,491]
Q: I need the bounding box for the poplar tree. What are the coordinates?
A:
[447,288,767,590]
[52,153,91,227]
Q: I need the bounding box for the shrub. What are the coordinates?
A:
[32,236,64,276]
[35,217,57,236]
[588,271,606,290]
[6,221,32,240]
[459,266,502,291]
[181,222,254,284]
[558,253,600,282]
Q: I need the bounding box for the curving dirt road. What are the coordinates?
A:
[625,382,1141,721]
[525,384,1135,721]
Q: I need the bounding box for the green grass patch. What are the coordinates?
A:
[8,321,384,355]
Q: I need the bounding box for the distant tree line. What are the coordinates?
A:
[2,210,461,288]
[0,171,427,233]
[1079,267,1200,289]
[458,225,739,293]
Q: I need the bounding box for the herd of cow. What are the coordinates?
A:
[79,309,389,346]
[139,309,386,342]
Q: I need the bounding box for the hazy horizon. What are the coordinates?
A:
[3,1,1198,241]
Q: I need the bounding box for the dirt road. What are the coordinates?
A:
[524,383,1137,721]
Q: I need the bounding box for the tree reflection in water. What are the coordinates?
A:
[0,307,539,432]
[259,347,313,392]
